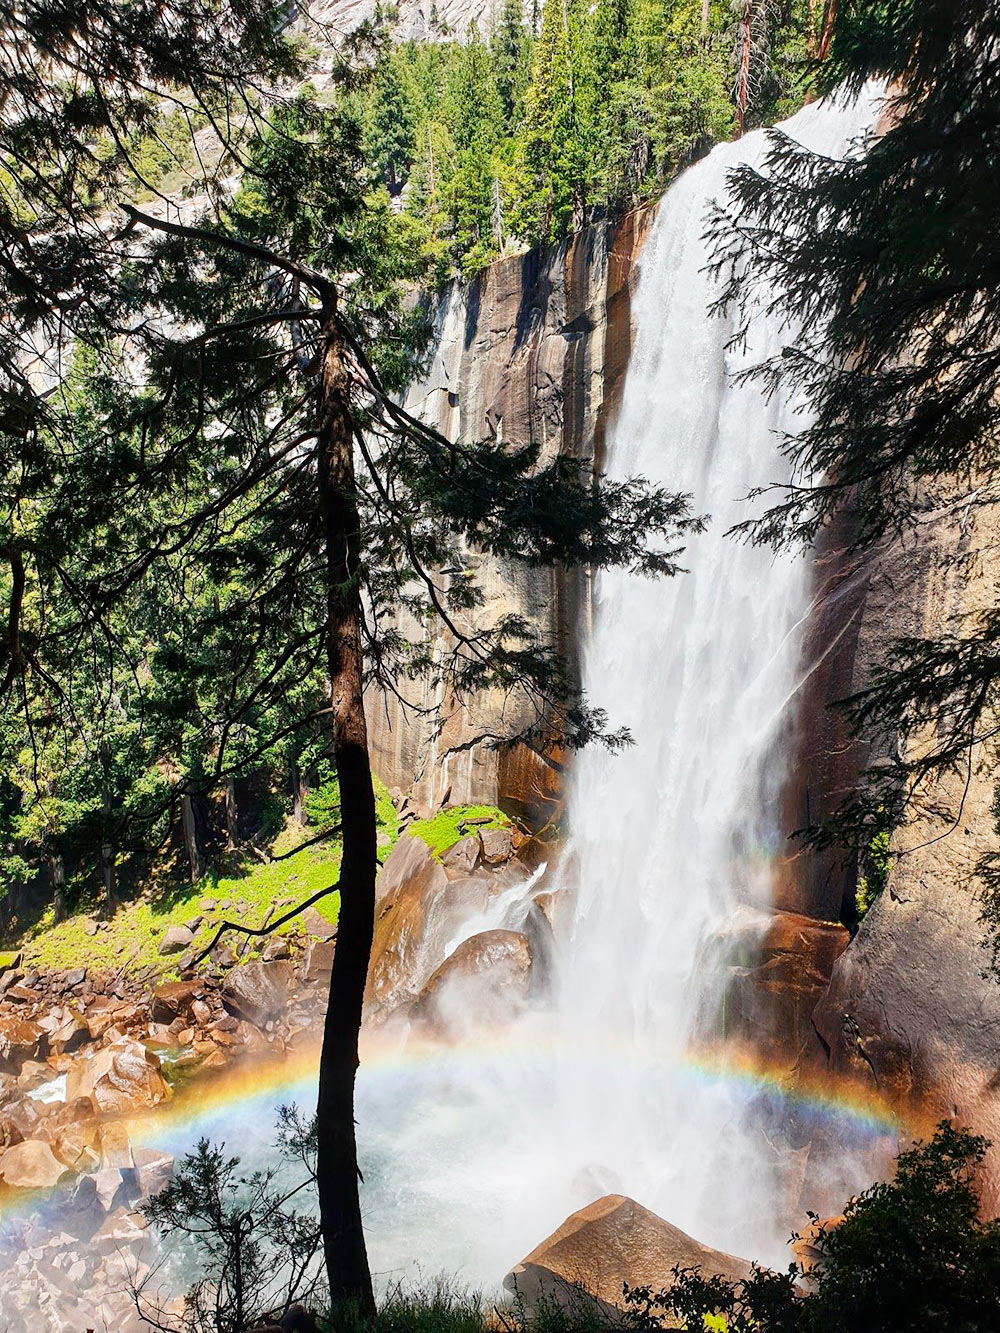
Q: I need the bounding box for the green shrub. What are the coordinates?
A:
[856,818,891,920]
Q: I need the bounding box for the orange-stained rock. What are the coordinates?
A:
[791,1213,844,1281]
[413,930,532,1036]
[65,1040,169,1114]
[0,1138,67,1190]
[365,841,492,1025]
[497,742,566,834]
[376,834,446,906]
[0,1016,49,1073]
[725,909,850,1071]
[504,1194,751,1317]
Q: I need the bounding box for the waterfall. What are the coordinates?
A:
[357,86,884,1290]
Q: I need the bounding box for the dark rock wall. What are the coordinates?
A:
[368,207,654,823]
[806,486,1000,1203]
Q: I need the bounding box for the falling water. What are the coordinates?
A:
[0,90,895,1323]
[356,86,885,1289]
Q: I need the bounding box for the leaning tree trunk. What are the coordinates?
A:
[314,310,378,1320]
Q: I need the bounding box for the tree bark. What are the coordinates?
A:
[50,855,65,924]
[314,310,378,1320]
[733,0,754,139]
[181,792,202,883]
[225,777,239,847]
[817,0,838,60]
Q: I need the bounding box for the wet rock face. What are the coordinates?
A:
[505,1194,752,1318]
[368,208,655,821]
[413,929,533,1036]
[725,910,850,1070]
[797,473,1000,1205]
[365,830,535,1029]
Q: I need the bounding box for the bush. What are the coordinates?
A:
[628,1122,1000,1333]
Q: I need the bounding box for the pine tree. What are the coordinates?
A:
[4,23,701,1316]
[706,2,1000,858]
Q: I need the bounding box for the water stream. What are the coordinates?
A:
[356,85,885,1289]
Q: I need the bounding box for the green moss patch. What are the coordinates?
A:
[21,839,342,978]
[408,804,510,860]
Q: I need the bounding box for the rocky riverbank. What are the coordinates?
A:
[0,820,535,1329]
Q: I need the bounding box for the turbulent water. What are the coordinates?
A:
[356,87,885,1289]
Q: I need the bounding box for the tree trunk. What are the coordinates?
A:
[817,0,838,60]
[181,792,202,883]
[314,310,378,1320]
[50,855,65,924]
[733,0,754,138]
[291,761,307,825]
[225,778,239,847]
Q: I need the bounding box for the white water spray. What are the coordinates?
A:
[356,88,883,1290]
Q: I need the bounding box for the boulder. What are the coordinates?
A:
[65,1040,169,1114]
[440,834,481,878]
[158,925,195,956]
[296,907,336,941]
[413,930,532,1035]
[0,1139,67,1190]
[365,852,493,1025]
[133,1146,174,1199]
[221,960,292,1028]
[50,1128,88,1168]
[94,1166,127,1212]
[479,826,514,865]
[96,1120,134,1169]
[0,1016,49,1073]
[504,1195,752,1317]
[376,833,447,905]
[302,939,335,983]
[151,980,201,1025]
[532,889,571,936]
[54,1015,91,1055]
[0,950,22,975]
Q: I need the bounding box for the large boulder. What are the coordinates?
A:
[158,924,195,956]
[65,1040,169,1114]
[365,851,494,1025]
[0,1016,49,1073]
[221,960,292,1028]
[504,1195,752,1317]
[151,980,202,1025]
[376,834,446,906]
[0,1138,67,1190]
[413,930,532,1036]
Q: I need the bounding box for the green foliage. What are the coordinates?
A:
[356,0,817,277]
[141,1108,325,1329]
[407,804,510,858]
[15,837,342,975]
[626,1123,1000,1333]
[855,817,891,920]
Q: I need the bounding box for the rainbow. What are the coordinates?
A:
[0,1032,910,1226]
[122,1030,908,1158]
